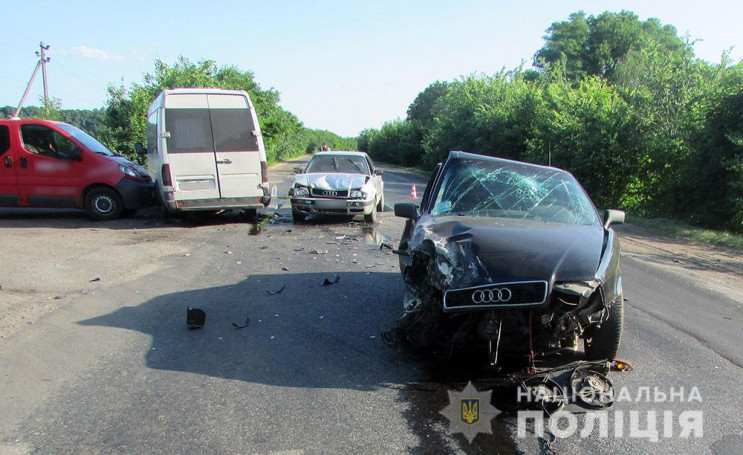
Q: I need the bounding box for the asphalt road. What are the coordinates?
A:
[1,159,741,454]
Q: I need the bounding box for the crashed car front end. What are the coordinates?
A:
[290,173,377,217]
[388,152,625,366]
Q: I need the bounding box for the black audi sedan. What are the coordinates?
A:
[390,151,626,367]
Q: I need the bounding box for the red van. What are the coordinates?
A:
[0,118,155,220]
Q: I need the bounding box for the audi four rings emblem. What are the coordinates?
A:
[471,287,513,304]
[322,190,338,196]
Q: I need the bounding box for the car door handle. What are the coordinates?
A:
[20,156,28,168]
[216,159,232,165]
[3,156,11,168]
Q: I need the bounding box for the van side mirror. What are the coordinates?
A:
[293,167,303,174]
[135,142,147,155]
[603,209,625,228]
[374,169,384,176]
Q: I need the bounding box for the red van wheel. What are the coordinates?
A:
[85,187,124,221]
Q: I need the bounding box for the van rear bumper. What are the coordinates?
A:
[165,196,268,212]
[115,179,157,209]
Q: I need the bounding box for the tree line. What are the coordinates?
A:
[2,57,356,166]
[359,11,743,233]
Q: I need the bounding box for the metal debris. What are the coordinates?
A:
[232,317,250,329]
[266,284,287,295]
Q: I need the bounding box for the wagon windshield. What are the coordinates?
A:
[430,158,600,226]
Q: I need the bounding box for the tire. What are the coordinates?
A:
[377,192,385,212]
[85,187,124,221]
[584,295,624,360]
[292,209,305,224]
[364,203,378,223]
[243,208,257,221]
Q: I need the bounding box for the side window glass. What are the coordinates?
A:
[21,124,55,156]
[0,126,9,156]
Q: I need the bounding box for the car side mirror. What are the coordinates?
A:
[293,167,303,174]
[134,142,147,155]
[395,202,420,220]
[69,145,82,161]
[604,209,625,228]
[374,169,384,176]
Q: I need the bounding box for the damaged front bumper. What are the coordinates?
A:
[290,196,375,216]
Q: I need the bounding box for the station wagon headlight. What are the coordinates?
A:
[350,190,366,199]
[293,186,309,197]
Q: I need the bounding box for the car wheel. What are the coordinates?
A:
[377,193,385,212]
[584,295,624,360]
[85,187,124,221]
[364,204,378,223]
[292,209,305,224]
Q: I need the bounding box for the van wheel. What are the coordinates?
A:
[377,193,385,212]
[85,188,124,221]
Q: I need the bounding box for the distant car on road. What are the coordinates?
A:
[390,151,626,366]
[289,151,385,223]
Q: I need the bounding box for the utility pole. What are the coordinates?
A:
[13,42,51,118]
[39,42,51,108]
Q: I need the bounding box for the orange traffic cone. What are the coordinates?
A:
[410,183,418,199]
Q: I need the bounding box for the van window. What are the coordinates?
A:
[211,109,259,151]
[166,109,215,153]
[0,126,9,156]
[21,124,78,159]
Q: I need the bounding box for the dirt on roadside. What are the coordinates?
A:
[616,223,743,303]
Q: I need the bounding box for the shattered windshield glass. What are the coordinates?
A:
[306,154,369,174]
[430,158,600,226]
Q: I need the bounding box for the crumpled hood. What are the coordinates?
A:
[409,215,604,288]
[294,172,369,190]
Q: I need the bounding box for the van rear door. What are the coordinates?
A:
[164,95,221,202]
[208,93,262,199]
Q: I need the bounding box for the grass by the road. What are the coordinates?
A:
[628,216,743,250]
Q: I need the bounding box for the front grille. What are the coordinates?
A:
[311,188,349,198]
[443,281,548,311]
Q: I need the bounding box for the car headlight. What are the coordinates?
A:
[293,186,309,197]
[350,190,367,199]
[119,164,140,179]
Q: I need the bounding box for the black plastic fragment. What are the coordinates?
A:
[322,275,341,286]
[187,307,206,330]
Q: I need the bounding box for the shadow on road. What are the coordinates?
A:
[78,270,519,454]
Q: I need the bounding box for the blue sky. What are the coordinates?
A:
[2,0,741,137]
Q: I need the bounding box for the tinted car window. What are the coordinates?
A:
[166,109,214,153]
[430,158,600,226]
[0,126,9,156]
[211,109,259,152]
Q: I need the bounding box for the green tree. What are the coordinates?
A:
[535,11,692,81]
